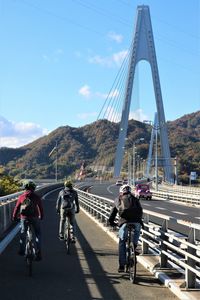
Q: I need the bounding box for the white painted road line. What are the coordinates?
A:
[172,211,187,215]
[155,207,167,210]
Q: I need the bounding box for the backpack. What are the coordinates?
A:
[118,193,142,221]
[61,189,74,211]
[20,196,35,216]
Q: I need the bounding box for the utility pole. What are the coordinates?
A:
[55,141,58,182]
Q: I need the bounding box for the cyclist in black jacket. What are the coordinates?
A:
[109,184,143,272]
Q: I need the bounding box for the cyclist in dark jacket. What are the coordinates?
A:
[56,180,79,243]
[109,184,143,272]
[12,180,44,260]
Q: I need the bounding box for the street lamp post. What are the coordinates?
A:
[174,156,177,185]
[55,141,58,182]
[132,138,144,186]
[128,151,131,185]
[132,144,136,186]
[155,126,158,191]
[144,116,160,191]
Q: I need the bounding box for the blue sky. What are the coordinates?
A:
[0,0,199,148]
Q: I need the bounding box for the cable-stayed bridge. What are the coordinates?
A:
[0,5,199,300]
[0,181,200,300]
[95,5,174,184]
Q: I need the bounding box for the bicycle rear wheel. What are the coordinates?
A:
[129,244,137,283]
[26,243,33,277]
[64,224,71,254]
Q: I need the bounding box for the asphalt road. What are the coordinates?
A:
[0,188,178,300]
[89,182,200,238]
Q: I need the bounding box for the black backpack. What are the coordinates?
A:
[118,193,142,221]
[20,196,35,216]
[61,189,74,211]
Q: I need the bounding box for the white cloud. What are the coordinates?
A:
[78,85,91,98]
[95,89,120,99]
[0,116,48,148]
[108,31,123,43]
[88,55,112,67]
[112,50,128,65]
[129,109,150,122]
[88,49,128,67]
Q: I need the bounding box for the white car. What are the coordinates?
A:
[116,180,123,186]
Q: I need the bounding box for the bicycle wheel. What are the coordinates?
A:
[129,244,137,283]
[64,222,71,254]
[26,242,33,277]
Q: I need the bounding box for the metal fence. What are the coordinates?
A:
[76,188,200,289]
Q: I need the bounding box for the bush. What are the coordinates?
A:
[0,175,21,196]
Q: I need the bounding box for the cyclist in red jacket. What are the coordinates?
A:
[12,179,44,261]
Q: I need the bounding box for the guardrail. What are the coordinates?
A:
[0,183,63,239]
[152,190,200,205]
[76,188,200,289]
[159,183,200,196]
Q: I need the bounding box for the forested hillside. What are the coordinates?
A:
[0,111,199,184]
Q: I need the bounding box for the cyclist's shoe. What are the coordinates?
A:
[71,236,76,243]
[135,249,140,256]
[118,265,125,273]
[35,250,42,261]
[59,235,64,240]
[18,250,25,256]
[134,244,140,255]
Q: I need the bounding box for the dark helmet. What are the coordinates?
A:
[120,184,131,194]
[23,179,36,191]
[64,180,73,189]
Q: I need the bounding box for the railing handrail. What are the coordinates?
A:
[75,188,200,289]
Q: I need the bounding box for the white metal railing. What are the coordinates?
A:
[0,183,62,237]
[159,182,200,195]
[1,185,200,289]
[152,190,200,205]
[76,188,200,290]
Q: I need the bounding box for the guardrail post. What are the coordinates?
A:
[160,220,168,268]
[142,214,149,254]
[186,228,196,289]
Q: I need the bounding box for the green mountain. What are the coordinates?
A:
[0,111,199,183]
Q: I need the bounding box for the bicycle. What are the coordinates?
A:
[126,223,137,283]
[63,215,72,254]
[25,220,36,276]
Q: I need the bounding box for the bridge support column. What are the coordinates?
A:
[142,214,149,254]
[186,228,196,289]
[160,220,168,268]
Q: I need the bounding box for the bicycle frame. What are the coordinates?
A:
[25,221,36,276]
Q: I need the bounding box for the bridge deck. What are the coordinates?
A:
[0,190,178,300]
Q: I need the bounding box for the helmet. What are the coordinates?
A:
[64,180,73,189]
[23,179,36,191]
[120,184,131,194]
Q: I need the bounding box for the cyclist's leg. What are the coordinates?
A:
[68,210,76,241]
[59,209,66,238]
[19,218,28,255]
[31,218,41,254]
[118,223,128,270]
[133,223,141,254]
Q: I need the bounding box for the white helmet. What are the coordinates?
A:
[120,184,131,194]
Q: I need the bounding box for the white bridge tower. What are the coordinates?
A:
[114,5,173,183]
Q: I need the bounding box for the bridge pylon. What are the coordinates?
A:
[113,5,174,183]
